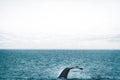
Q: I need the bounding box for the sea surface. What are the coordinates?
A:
[0,50,120,80]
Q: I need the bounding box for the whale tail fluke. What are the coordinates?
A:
[58,66,83,79]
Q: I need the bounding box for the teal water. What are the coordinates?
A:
[0,50,120,80]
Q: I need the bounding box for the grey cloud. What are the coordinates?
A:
[0,32,18,44]
[66,34,120,42]
[108,34,120,42]
[88,34,120,42]
[0,32,8,41]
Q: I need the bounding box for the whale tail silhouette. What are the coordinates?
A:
[58,66,83,79]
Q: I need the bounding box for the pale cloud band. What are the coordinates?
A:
[0,32,120,49]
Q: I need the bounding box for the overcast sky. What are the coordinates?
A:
[0,0,120,49]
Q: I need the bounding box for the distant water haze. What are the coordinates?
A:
[0,0,120,49]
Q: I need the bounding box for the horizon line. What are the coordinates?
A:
[0,49,120,50]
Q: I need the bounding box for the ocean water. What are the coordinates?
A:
[0,50,120,80]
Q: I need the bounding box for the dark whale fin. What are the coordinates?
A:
[58,68,71,79]
[58,68,70,79]
[58,66,83,79]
